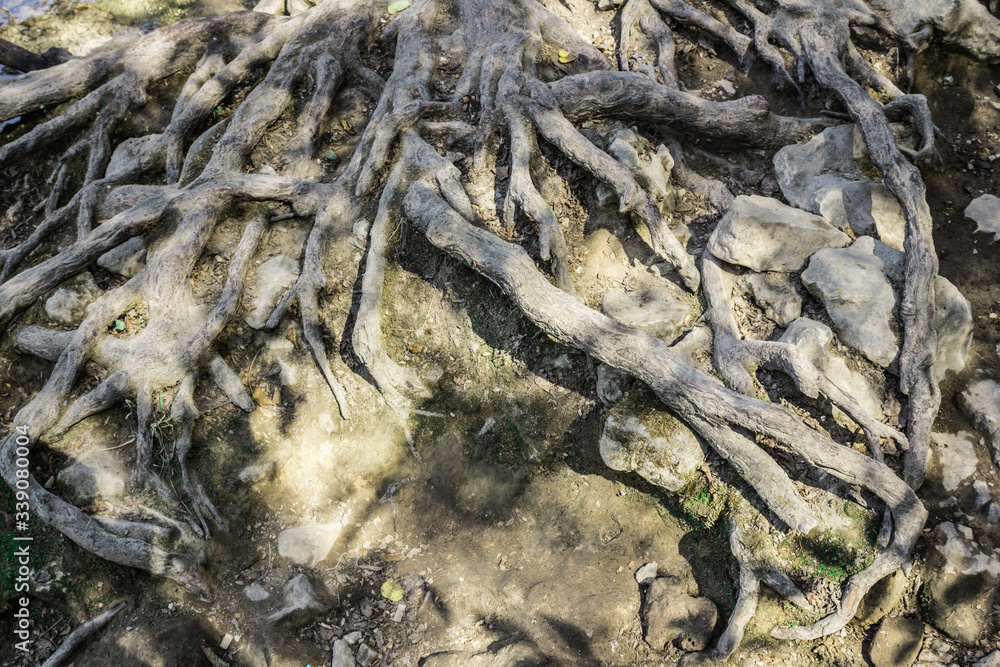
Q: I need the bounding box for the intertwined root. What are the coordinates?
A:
[0,0,945,656]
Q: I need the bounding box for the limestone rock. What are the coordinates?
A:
[974,650,1000,667]
[97,236,147,278]
[869,616,924,667]
[932,277,973,382]
[966,194,1000,242]
[856,570,908,628]
[957,379,1000,467]
[277,519,347,566]
[779,318,883,420]
[245,255,299,329]
[871,0,1000,62]
[842,181,906,251]
[744,271,802,327]
[872,242,972,380]
[643,576,717,652]
[923,522,1000,644]
[706,195,849,272]
[244,583,270,602]
[602,277,694,342]
[44,272,102,325]
[929,431,979,492]
[801,237,898,367]
[773,124,909,243]
[266,573,325,625]
[332,639,358,667]
[57,450,127,504]
[600,388,706,493]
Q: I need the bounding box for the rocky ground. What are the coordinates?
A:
[1,1,1000,666]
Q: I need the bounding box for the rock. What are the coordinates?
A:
[923,522,1000,644]
[602,277,695,342]
[277,519,348,566]
[974,650,1000,667]
[57,451,127,504]
[635,562,658,585]
[801,237,898,367]
[106,135,165,180]
[932,277,973,382]
[990,503,1000,524]
[596,363,629,405]
[973,480,992,510]
[870,242,972,380]
[744,272,802,327]
[706,195,850,272]
[97,236,147,278]
[420,641,546,666]
[266,573,325,625]
[643,576,717,652]
[773,123,909,239]
[332,639,357,667]
[856,570,908,627]
[244,583,270,602]
[966,194,1000,242]
[599,387,706,493]
[245,255,299,329]
[44,272,102,325]
[779,318,884,421]
[842,181,907,251]
[929,432,979,492]
[872,0,1000,62]
[869,616,924,667]
[957,379,1000,468]
[356,643,377,667]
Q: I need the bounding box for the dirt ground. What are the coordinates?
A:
[1,1,999,666]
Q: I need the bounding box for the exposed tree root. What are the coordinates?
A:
[0,0,946,655]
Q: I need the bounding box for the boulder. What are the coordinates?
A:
[801,237,898,367]
[871,0,1000,62]
[869,616,924,667]
[744,271,802,327]
[599,388,706,492]
[706,195,849,272]
[277,519,348,566]
[245,255,299,329]
[965,194,1000,242]
[602,277,695,342]
[923,522,1000,644]
[773,123,908,243]
[44,272,103,325]
[57,450,127,504]
[929,431,979,493]
[957,379,1000,467]
[643,576,718,652]
[97,236,147,278]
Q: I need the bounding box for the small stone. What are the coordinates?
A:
[869,616,923,667]
[332,639,357,667]
[244,583,270,602]
[277,520,348,566]
[266,574,325,626]
[356,643,377,667]
[715,79,735,96]
[707,195,850,272]
[974,650,1000,667]
[219,633,233,650]
[965,195,1000,242]
[643,576,717,652]
[97,236,147,278]
[635,562,658,585]
[744,272,802,327]
[596,363,629,406]
[44,272,103,325]
[973,480,992,510]
[929,432,979,492]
